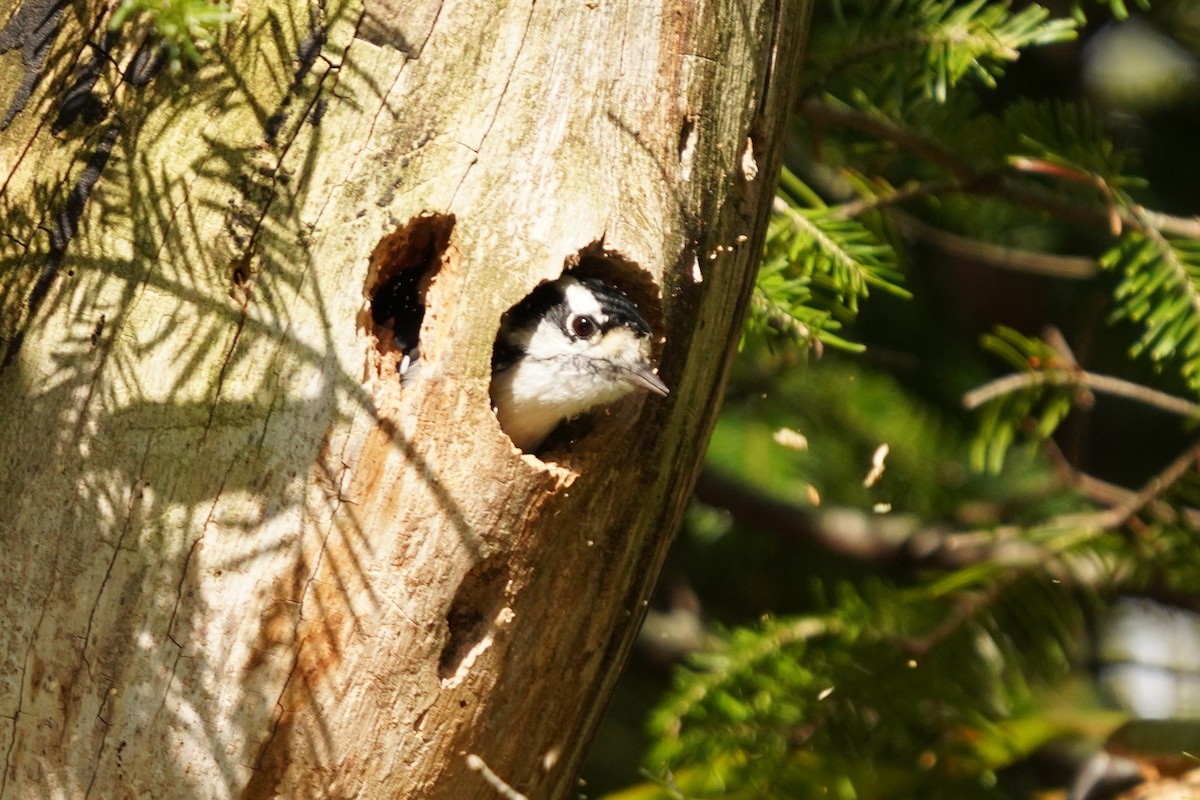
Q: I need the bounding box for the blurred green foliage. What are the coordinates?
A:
[588,0,1200,797]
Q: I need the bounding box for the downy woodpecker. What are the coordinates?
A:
[490,273,668,451]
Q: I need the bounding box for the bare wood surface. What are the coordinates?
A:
[0,0,809,797]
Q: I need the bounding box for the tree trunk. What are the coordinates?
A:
[0,0,808,797]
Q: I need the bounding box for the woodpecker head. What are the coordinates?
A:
[490,273,668,451]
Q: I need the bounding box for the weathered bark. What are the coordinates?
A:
[0,0,808,797]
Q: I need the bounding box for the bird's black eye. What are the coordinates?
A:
[570,315,596,339]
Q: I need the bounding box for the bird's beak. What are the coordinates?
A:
[626,363,670,397]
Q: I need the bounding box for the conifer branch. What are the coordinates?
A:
[904,580,1011,658]
[963,369,1200,418]
[1045,441,1200,529]
[801,99,974,178]
[890,212,1099,279]
[1104,439,1200,528]
[800,99,1200,242]
[695,468,1109,576]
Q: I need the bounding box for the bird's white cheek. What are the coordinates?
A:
[595,327,651,365]
[523,319,584,362]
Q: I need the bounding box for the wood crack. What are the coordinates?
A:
[81,692,115,800]
[448,0,535,209]
[203,313,249,436]
[2,584,55,795]
[72,434,156,689]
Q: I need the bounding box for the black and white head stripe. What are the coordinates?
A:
[493,272,651,369]
[568,276,651,337]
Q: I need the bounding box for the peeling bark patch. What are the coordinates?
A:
[263,111,287,143]
[438,556,510,687]
[310,96,327,126]
[362,213,455,386]
[55,125,119,255]
[293,25,327,90]
[89,313,106,348]
[466,753,529,800]
[0,0,70,129]
[262,15,328,144]
[677,114,697,181]
[53,31,117,131]
[740,135,759,182]
[741,113,768,184]
[2,122,119,369]
[124,41,166,86]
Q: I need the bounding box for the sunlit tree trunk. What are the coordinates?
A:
[0,0,809,796]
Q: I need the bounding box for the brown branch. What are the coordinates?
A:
[695,467,1059,572]
[1138,206,1200,240]
[831,183,956,219]
[1045,439,1200,534]
[892,212,1098,279]
[962,369,1200,418]
[800,99,974,178]
[900,450,1200,658]
[1008,156,1123,236]
[904,580,1010,658]
[1045,440,1200,529]
[799,99,1200,243]
[1044,441,1136,508]
[692,468,1117,658]
[692,467,1189,665]
[1107,440,1200,528]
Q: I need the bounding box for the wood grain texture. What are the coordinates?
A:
[0,0,810,796]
